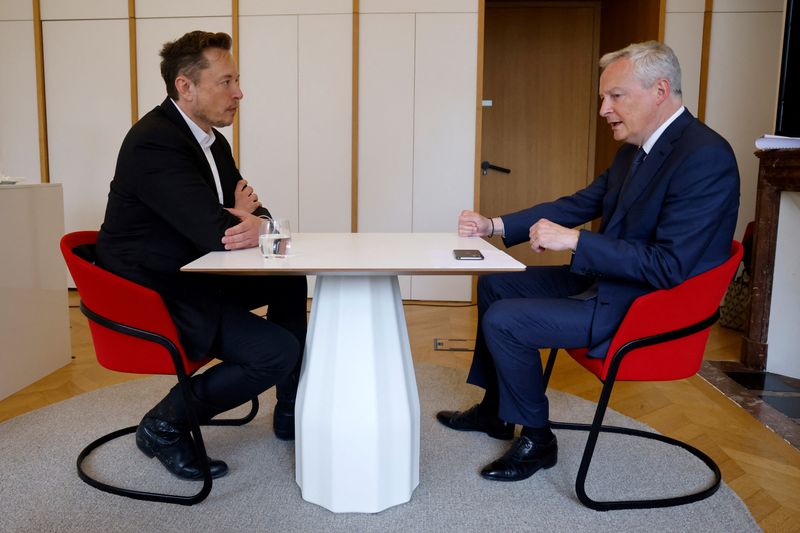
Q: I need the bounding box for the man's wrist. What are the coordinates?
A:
[490,217,504,238]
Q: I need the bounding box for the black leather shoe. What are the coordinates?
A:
[480,435,557,482]
[273,400,295,441]
[436,404,514,440]
[135,416,228,480]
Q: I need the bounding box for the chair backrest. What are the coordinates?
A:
[60,231,207,375]
[575,241,743,382]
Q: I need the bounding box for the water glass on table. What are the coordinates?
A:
[259,218,292,258]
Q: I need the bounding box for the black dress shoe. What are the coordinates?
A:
[436,404,515,440]
[273,400,295,441]
[135,416,228,480]
[480,435,557,482]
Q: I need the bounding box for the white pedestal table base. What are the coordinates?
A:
[295,275,420,513]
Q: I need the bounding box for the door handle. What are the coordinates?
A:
[481,161,511,176]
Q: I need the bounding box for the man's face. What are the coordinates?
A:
[598,58,661,146]
[182,48,243,132]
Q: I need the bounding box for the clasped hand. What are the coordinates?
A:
[221,208,261,250]
[529,219,579,253]
[234,179,261,213]
[458,210,492,237]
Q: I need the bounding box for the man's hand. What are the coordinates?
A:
[458,210,493,237]
[529,218,579,253]
[234,179,262,214]
[222,208,262,250]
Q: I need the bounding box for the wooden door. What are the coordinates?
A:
[480,2,599,266]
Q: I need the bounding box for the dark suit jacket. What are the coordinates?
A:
[97,97,270,359]
[501,109,740,356]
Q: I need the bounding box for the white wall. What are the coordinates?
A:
[42,13,132,235]
[665,0,785,243]
[135,16,233,144]
[704,0,785,242]
[359,1,478,301]
[767,192,800,379]
[0,4,40,182]
[664,0,705,115]
[239,15,300,225]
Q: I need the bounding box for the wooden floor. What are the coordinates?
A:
[2,292,799,531]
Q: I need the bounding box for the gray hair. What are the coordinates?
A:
[599,41,682,97]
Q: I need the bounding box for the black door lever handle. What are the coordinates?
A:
[481,161,511,176]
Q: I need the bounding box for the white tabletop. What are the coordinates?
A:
[181,232,525,275]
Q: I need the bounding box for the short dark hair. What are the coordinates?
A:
[159,31,232,100]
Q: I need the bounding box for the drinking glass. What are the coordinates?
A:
[259,218,292,258]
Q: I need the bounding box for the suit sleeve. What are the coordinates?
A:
[500,170,609,247]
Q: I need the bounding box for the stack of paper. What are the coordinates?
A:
[755,134,800,149]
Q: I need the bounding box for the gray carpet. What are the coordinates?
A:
[0,364,759,533]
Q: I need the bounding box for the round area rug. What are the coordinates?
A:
[0,364,759,533]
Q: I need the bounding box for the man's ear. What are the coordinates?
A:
[654,78,670,104]
[174,75,194,101]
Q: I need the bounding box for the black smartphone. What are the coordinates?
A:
[453,249,484,260]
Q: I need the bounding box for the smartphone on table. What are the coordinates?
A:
[453,249,484,260]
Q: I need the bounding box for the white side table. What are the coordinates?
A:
[0,183,71,400]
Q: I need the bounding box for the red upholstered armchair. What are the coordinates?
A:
[61,230,258,505]
[543,241,743,511]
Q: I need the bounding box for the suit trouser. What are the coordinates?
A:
[183,274,308,420]
[467,266,596,428]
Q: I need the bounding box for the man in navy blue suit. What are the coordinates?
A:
[437,41,739,482]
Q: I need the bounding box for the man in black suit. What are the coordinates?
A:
[96,31,306,480]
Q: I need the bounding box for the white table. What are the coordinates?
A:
[182,233,525,513]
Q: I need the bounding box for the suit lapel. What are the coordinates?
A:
[603,110,695,235]
[158,98,218,192]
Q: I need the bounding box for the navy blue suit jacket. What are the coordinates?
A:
[501,109,740,356]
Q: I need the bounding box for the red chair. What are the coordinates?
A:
[61,230,258,505]
[542,241,743,511]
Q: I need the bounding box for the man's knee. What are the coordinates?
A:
[482,303,515,344]
[243,327,301,384]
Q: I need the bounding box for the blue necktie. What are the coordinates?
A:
[570,147,647,301]
[618,147,646,200]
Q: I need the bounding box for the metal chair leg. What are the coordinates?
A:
[76,397,259,505]
[550,376,721,511]
[543,348,559,390]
